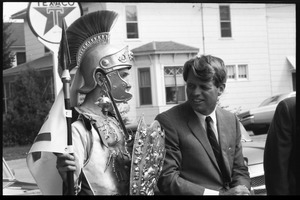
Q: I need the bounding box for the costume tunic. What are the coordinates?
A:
[70,108,130,195]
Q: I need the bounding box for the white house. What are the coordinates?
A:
[4,2,296,124]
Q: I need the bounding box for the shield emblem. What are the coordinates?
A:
[129,116,166,195]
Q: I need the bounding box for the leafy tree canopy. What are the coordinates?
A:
[3,22,16,70]
[3,66,54,146]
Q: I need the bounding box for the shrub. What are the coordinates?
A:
[3,67,53,147]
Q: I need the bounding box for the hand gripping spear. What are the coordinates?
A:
[59,18,75,195]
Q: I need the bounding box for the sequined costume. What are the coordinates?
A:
[69,108,131,195]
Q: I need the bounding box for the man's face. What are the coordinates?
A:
[186,69,224,115]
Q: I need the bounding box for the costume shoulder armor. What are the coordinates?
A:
[73,107,92,131]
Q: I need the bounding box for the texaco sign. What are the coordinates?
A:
[27,2,82,44]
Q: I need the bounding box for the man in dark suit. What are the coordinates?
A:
[264,96,299,195]
[155,55,251,195]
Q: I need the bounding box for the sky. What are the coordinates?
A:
[3,2,29,22]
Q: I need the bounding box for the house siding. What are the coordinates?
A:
[107,3,202,50]
[24,20,45,62]
[105,3,205,123]
[201,4,270,112]
[108,3,295,116]
[266,4,295,95]
[5,3,295,124]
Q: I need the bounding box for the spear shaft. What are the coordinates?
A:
[60,18,75,195]
[106,89,130,141]
[61,70,74,195]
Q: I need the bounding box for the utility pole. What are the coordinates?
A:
[200,3,206,54]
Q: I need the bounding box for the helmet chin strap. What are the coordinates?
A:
[101,77,131,141]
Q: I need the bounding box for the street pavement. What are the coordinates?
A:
[6,158,36,184]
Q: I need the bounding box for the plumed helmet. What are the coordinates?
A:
[65,10,133,94]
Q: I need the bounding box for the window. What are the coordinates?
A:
[164,66,186,104]
[16,52,26,65]
[44,47,50,53]
[226,65,235,79]
[226,64,248,80]
[126,5,139,39]
[219,5,232,38]
[83,7,88,15]
[138,68,152,105]
[238,64,248,79]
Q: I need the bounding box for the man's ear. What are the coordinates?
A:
[95,71,105,86]
[218,84,226,96]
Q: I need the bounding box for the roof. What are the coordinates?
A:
[11,8,27,19]
[5,22,25,47]
[131,41,199,55]
[3,53,53,76]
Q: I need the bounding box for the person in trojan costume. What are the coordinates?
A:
[54,10,165,195]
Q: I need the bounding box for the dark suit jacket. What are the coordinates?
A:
[155,102,251,195]
[264,96,299,195]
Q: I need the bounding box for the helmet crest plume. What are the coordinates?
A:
[66,10,118,71]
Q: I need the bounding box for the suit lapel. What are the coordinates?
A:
[186,105,220,171]
[216,108,232,179]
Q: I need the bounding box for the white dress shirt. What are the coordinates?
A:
[194,109,219,143]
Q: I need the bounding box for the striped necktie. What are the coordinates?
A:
[205,116,229,184]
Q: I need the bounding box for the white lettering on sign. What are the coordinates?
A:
[37,2,76,7]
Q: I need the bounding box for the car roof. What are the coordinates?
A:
[259,92,296,107]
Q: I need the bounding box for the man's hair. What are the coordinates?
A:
[183,55,227,87]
